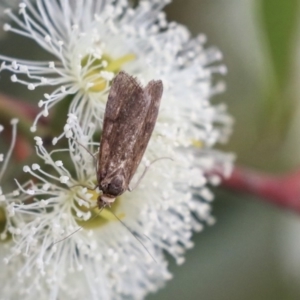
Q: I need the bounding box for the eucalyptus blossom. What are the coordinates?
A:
[0,0,234,299]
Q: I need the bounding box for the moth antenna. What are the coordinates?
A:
[51,206,105,246]
[109,209,157,263]
[51,227,82,246]
[128,157,173,191]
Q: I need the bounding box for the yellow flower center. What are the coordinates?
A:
[75,188,125,229]
[81,53,136,93]
[192,139,203,148]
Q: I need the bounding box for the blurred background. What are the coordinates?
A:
[149,0,300,299]
[1,0,300,299]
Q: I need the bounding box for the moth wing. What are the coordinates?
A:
[124,79,163,183]
[98,72,151,183]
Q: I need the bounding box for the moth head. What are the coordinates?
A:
[98,174,126,208]
[100,174,126,197]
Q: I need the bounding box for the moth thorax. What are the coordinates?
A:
[97,195,116,208]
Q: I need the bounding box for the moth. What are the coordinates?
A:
[97,71,163,208]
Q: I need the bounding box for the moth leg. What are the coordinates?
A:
[51,204,100,245]
[52,194,102,245]
[128,157,173,191]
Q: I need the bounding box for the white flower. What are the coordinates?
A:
[0,0,234,299]
[0,119,43,299]
[0,0,230,141]
[5,109,232,299]
[0,119,20,239]
[1,127,179,298]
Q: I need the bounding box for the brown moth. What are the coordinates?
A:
[97,71,163,208]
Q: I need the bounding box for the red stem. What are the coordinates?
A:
[222,166,300,213]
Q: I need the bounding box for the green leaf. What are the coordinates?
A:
[259,0,299,89]
[258,0,300,137]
